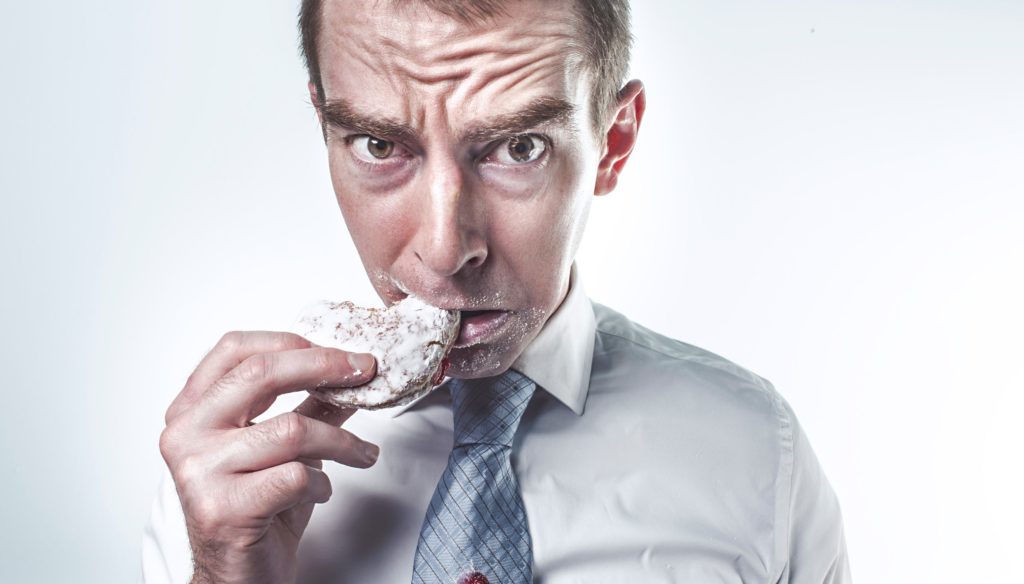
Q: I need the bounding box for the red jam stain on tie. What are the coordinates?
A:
[456,571,489,584]
[431,357,451,386]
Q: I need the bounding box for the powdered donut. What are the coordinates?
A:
[292,296,460,409]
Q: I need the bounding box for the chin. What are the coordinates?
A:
[445,344,517,379]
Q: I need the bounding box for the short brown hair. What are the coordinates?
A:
[297,0,632,135]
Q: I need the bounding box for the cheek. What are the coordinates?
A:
[328,154,410,264]
[539,155,590,250]
[494,159,589,282]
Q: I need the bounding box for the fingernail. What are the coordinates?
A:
[362,442,380,466]
[347,352,376,377]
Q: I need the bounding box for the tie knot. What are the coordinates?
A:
[448,369,537,447]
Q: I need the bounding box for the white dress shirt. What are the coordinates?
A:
[142,265,851,583]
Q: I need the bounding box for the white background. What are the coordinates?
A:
[1,1,1022,582]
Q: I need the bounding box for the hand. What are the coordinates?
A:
[159,331,379,584]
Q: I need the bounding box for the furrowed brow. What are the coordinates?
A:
[461,97,576,143]
[318,96,576,145]
[319,99,419,144]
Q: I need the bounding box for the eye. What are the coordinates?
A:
[491,134,548,165]
[350,135,397,162]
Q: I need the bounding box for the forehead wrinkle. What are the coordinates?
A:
[435,30,573,75]
[319,6,465,105]
[319,29,411,118]
[376,34,475,87]
[328,36,446,136]
[396,61,472,88]
[318,1,585,146]
[425,25,573,64]
[376,13,576,88]
[452,51,568,108]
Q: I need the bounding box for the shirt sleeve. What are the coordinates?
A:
[775,398,853,584]
[140,468,194,584]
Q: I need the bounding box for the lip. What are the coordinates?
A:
[454,310,510,347]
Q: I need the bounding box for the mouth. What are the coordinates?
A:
[380,276,511,347]
[454,309,510,347]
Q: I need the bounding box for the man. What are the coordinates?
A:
[143,0,851,582]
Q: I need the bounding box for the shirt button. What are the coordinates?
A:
[457,571,490,584]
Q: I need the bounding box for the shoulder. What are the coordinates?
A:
[589,300,790,434]
[588,301,850,582]
[588,301,795,480]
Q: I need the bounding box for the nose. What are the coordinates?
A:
[412,156,488,277]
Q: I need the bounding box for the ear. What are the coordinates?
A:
[593,79,646,197]
[308,81,328,143]
[308,81,322,113]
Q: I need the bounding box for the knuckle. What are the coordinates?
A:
[180,370,204,400]
[216,330,245,354]
[158,427,179,462]
[309,347,336,374]
[333,428,356,452]
[275,412,307,448]
[236,353,271,386]
[188,495,223,531]
[174,454,209,493]
[163,401,182,426]
[288,464,312,491]
[270,462,309,495]
[270,331,309,352]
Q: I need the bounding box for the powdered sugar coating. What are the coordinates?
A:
[292,296,460,409]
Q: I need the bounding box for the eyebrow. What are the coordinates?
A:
[462,97,576,143]
[319,96,576,145]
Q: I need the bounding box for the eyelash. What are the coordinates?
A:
[480,134,552,168]
[342,135,412,173]
[341,133,553,172]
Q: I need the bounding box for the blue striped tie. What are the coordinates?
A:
[412,369,537,584]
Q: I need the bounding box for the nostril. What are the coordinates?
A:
[412,232,486,275]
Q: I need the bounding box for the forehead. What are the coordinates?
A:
[317,0,585,130]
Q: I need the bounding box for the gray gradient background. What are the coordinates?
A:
[1,1,1022,582]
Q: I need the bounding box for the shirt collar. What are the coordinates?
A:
[392,262,595,417]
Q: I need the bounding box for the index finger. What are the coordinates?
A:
[184,346,375,429]
[167,331,314,424]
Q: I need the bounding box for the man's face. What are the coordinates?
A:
[314,0,625,378]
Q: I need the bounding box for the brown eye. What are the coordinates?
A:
[367,137,394,159]
[350,135,403,165]
[495,134,547,165]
